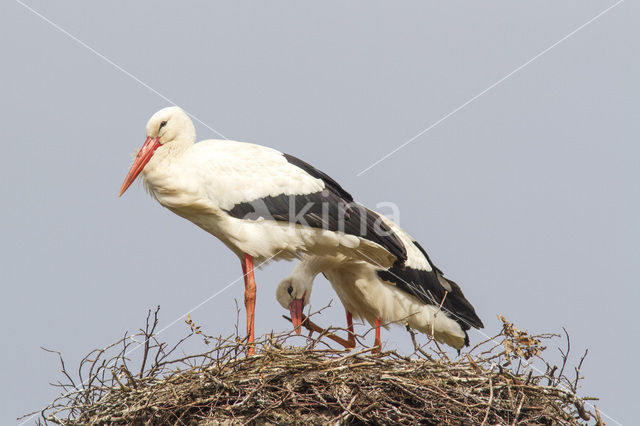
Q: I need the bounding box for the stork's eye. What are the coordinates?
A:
[287,286,293,295]
[159,121,168,130]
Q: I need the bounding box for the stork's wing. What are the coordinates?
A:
[191,140,406,263]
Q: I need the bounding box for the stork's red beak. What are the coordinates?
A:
[118,137,161,197]
[289,298,304,335]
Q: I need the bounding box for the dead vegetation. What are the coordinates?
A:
[26,307,603,425]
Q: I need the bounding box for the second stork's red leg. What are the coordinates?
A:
[241,253,256,355]
[298,314,354,349]
[373,318,381,354]
[345,310,356,349]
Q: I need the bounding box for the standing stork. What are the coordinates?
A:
[276,212,484,351]
[119,107,407,354]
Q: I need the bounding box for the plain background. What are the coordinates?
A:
[1,1,637,424]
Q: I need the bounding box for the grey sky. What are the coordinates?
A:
[1,1,637,424]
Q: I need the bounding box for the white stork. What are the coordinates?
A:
[119,107,407,354]
[275,213,484,352]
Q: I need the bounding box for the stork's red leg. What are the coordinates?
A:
[345,310,356,349]
[373,318,381,354]
[241,253,256,355]
[300,314,353,349]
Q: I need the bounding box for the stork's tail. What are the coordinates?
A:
[438,275,484,333]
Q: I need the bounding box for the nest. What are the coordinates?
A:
[28,308,604,425]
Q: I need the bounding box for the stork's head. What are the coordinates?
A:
[119,106,196,196]
[275,274,313,335]
[145,106,196,145]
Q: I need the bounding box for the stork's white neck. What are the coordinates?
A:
[142,139,190,175]
[291,255,344,282]
[140,138,196,204]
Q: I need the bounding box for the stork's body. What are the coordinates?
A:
[139,139,406,266]
[120,107,406,354]
[276,213,484,350]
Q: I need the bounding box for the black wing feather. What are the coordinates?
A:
[283,153,354,202]
[377,240,484,336]
[224,153,407,263]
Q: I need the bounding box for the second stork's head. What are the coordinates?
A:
[119,106,196,196]
[275,273,314,335]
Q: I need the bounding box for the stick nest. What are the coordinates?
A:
[29,308,604,425]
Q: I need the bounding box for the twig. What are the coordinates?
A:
[572,348,589,392]
[480,377,493,426]
[511,391,525,425]
[594,405,604,426]
[139,306,160,379]
[556,327,571,386]
[406,324,435,361]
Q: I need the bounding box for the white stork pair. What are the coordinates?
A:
[119,106,483,354]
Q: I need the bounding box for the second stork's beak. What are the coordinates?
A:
[289,298,304,335]
[119,137,161,197]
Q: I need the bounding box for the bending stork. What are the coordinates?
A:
[276,213,483,351]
